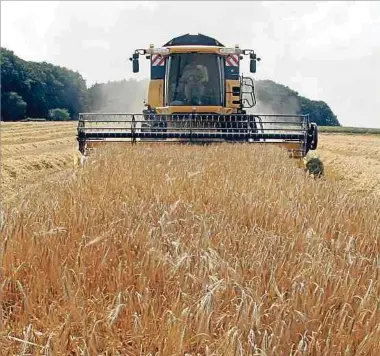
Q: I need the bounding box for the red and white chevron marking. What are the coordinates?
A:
[151,54,165,66]
[225,54,239,67]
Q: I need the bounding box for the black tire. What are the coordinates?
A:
[310,123,318,150]
[306,157,324,177]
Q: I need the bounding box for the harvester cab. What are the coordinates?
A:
[77,33,318,159]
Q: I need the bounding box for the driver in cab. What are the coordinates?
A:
[179,63,208,105]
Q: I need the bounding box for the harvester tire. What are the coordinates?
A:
[305,157,324,178]
[309,123,318,150]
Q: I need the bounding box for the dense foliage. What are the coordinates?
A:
[48,108,71,121]
[1,91,27,120]
[1,47,88,121]
[1,48,339,125]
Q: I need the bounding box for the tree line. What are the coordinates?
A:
[1,48,88,121]
[1,47,340,126]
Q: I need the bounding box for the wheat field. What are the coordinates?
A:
[1,122,380,354]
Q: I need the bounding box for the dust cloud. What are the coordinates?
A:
[247,85,304,135]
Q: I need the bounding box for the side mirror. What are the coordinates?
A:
[250,59,256,73]
[133,60,139,73]
[132,53,139,73]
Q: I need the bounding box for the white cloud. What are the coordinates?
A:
[1,1,60,59]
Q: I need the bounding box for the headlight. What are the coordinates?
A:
[149,47,170,55]
[219,48,242,55]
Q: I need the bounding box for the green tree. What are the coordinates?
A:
[1,47,88,120]
[1,91,27,121]
[48,108,71,121]
[299,96,340,126]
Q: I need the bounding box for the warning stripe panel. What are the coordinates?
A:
[152,54,165,66]
[225,54,239,67]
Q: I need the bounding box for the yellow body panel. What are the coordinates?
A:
[155,106,234,115]
[148,80,164,108]
[163,46,223,54]
[225,80,240,109]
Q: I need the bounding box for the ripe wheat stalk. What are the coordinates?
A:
[1,143,379,355]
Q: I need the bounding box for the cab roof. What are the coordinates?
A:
[163,33,224,47]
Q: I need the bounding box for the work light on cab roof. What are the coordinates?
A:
[77,33,318,166]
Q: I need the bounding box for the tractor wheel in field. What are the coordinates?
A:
[305,157,324,178]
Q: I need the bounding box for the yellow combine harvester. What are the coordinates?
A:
[77,33,318,159]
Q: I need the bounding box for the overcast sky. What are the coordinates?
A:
[1,1,379,128]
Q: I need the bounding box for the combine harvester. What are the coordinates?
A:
[77,33,318,167]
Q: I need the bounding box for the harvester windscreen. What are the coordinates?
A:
[166,53,223,106]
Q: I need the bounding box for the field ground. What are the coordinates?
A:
[319,126,380,135]
[1,122,78,203]
[2,122,380,203]
[1,122,380,354]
